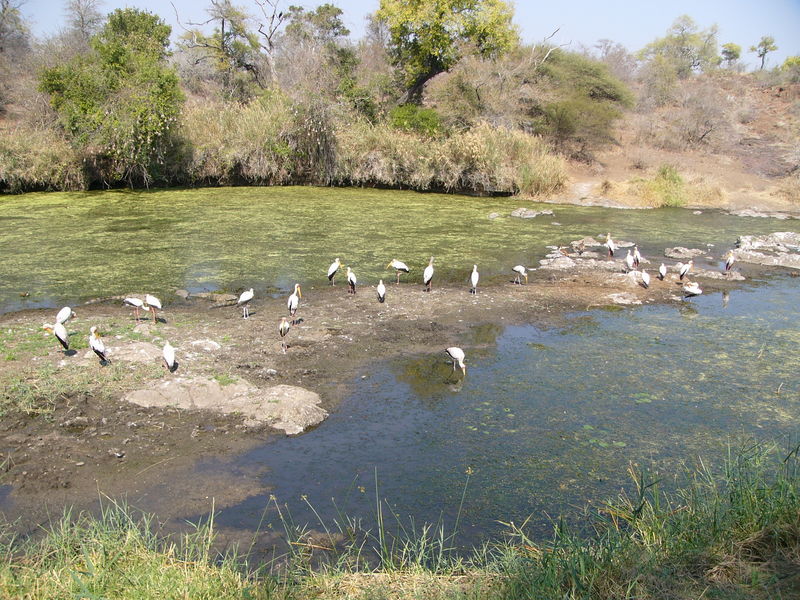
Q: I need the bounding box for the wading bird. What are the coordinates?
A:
[640,269,650,289]
[658,263,667,281]
[624,250,635,272]
[679,260,693,281]
[633,246,642,268]
[377,279,386,303]
[682,281,702,299]
[145,294,162,323]
[237,288,254,319]
[724,251,736,273]
[445,347,466,376]
[469,264,479,294]
[278,317,290,353]
[327,258,341,285]
[387,258,410,284]
[423,257,435,292]
[56,306,76,325]
[346,267,357,294]
[123,297,147,322]
[43,322,69,351]
[288,283,301,321]
[89,326,109,364]
[162,341,176,372]
[512,265,528,285]
[604,233,617,257]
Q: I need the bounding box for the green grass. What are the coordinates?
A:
[0,440,797,599]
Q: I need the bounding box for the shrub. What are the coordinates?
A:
[389,104,443,136]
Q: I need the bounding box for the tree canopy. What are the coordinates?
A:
[750,35,777,70]
[638,15,719,78]
[377,0,517,102]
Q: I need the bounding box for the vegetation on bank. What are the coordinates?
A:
[0,440,797,599]
[1,1,795,196]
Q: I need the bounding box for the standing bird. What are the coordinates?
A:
[43,322,70,351]
[512,265,529,285]
[237,288,254,319]
[640,269,650,289]
[346,267,357,294]
[278,317,291,353]
[123,297,147,322]
[658,263,667,281]
[88,326,109,364]
[679,260,693,281]
[387,259,410,284]
[145,293,162,323]
[633,246,642,268]
[327,258,341,285]
[624,250,635,272]
[445,347,466,376]
[56,306,76,325]
[423,257,435,292]
[376,279,386,303]
[287,283,301,322]
[682,281,703,299]
[469,264,479,294]
[604,233,617,257]
[162,341,176,372]
[724,251,736,273]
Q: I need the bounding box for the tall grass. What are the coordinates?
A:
[0,440,797,599]
[0,125,86,192]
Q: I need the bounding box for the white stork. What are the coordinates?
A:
[145,294,162,323]
[346,267,357,294]
[377,279,386,303]
[56,306,76,325]
[327,258,341,285]
[658,263,667,281]
[237,288,254,319]
[387,259,410,284]
[423,257,435,292]
[162,341,176,372]
[43,322,69,351]
[89,326,109,364]
[512,265,528,285]
[640,269,650,289]
[287,284,301,322]
[278,317,290,353]
[679,260,693,281]
[445,347,466,376]
[682,281,702,299]
[469,264,479,294]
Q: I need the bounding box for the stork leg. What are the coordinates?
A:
[281,341,287,354]
[134,307,140,322]
[396,272,400,284]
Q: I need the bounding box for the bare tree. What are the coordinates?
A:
[64,0,104,42]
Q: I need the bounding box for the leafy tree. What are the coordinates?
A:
[376,0,517,103]
[284,3,349,44]
[638,15,719,78]
[720,42,741,68]
[780,55,800,83]
[39,8,183,187]
[750,35,777,70]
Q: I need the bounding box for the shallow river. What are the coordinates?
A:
[1,187,799,548]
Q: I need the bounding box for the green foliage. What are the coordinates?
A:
[39,8,183,187]
[284,3,350,43]
[781,55,800,83]
[638,15,720,78]
[389,104,442,135]
[750,35,778,70]
[377,0,518,100]
[721,42,741,67]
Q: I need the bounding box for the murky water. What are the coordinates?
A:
[193,271,799,546]
[2,186,799,548]
[1,186,798,313]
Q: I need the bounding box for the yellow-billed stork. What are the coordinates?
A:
[237,288,254,319]
[682,281,702,298]
[512,265,528,284]
[162,341,176,372]
[278,317,290,353]
[633,246,642,268]
[377,279,386,303]
[43,322,69,351]
[89,326,109,364]
[604,233,617,257]
[445,347,466,376]
[679,260,693,281]
[145,294,162,323]
[423,257,435,292]
[469,264,479,294]
[56,306,76,325]
[624,249,635,272]
[123,297,147,322]
[346,267,357,294]
[640,269,650,289]
[387,259,410,284]
[288,283,301,321]
[724,251,736,273]
[327,258,341,285]
[658,263,667,281]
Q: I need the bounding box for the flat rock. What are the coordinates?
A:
[733,232,800,269]
[729,209,798,220]
[109,341,162,363]
[124,377,327,434]
[510,207,553,219]
[664,247,705,259]
[189,339,222,352]
[607,292,641,305]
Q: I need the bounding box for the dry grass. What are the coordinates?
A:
[598,164,725,208]
[0,125,86,192]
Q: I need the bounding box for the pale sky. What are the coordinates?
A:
[21,0,800,69]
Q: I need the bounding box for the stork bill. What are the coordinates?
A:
[237,288,254,319]
[624,249,635,272]
[43,322,70,351]
[640,269,650,289]
[278,317,290,353]
[162,341,177,372]
[56,306,76,325]
[423,257,435,292]
[89,326,109,364]
[346,267,357,294]
[377,279,386,303]
[512,265,528,285]
[682,281,702,298]
[387,259,410,284]
[469,264,479,294]
[658,263,667,281]
[288,283,301,321]
[145,294,162,323]
[445,346,466,376]
[123,297,146,322]
[327,258,341,285]
[678,260,693,281]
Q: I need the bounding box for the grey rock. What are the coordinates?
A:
[487,212,500,220]
[664,247,705,259]
[733,232,800,269]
